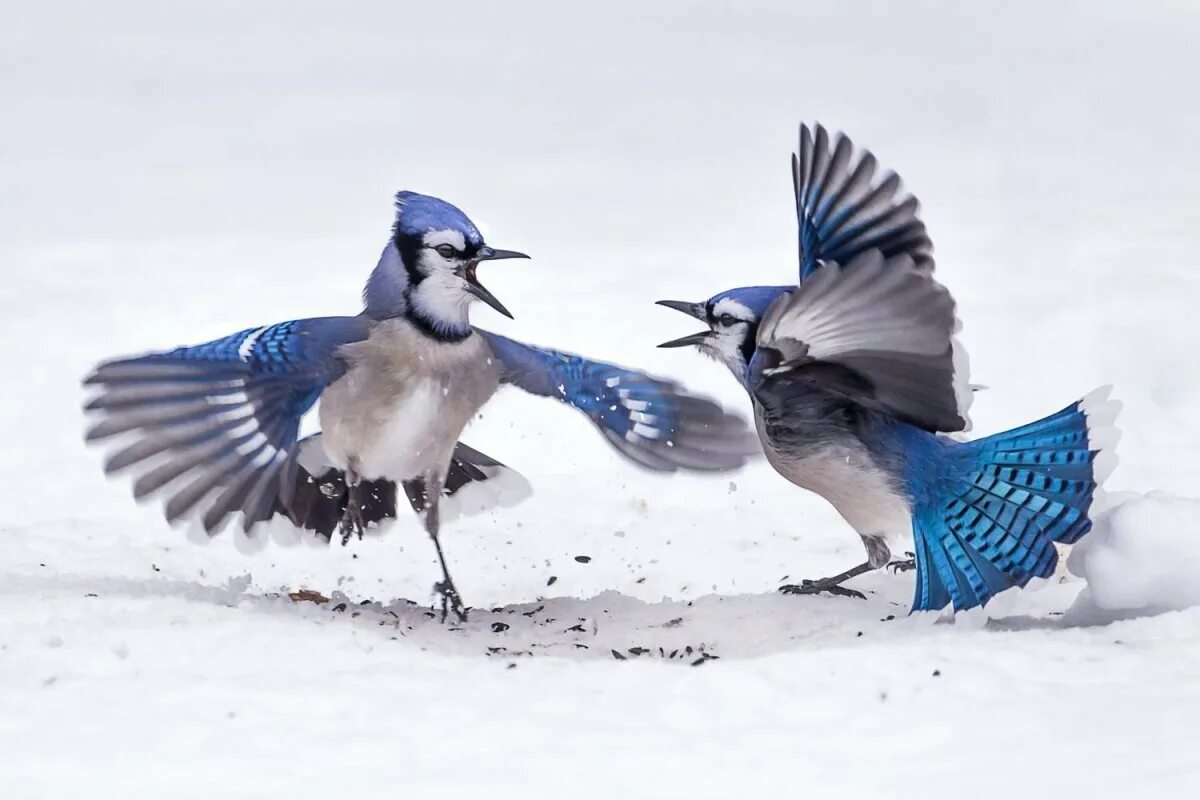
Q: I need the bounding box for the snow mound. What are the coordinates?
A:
[1068,492,1200,616]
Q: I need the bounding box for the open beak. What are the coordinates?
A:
[657,330,713,348]
[655,299,711,348]
[655,299,706,320]
[466,247,530,319]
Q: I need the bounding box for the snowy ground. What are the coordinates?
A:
[4,2,1200,797]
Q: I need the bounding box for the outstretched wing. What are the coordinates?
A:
[752,251,968,433]
[794,123,933,281]
[477,330,758,471]
[84,317,370,533]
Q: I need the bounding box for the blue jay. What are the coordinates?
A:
[84,191,757,621]
[657,125,1121,614]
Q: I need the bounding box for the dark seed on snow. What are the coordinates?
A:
[574,555,591,564]
[491,622,510,633]
[932,669,941,677]
[547,576,558,586]
[611,649,627,661]
[333,603,347,612]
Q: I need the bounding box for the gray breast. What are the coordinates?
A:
[318,321,501,481]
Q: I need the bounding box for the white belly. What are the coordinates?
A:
[355,381,442,479]
[761,436,914,545]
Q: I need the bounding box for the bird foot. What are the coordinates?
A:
[886,554,916,574]
[434,579,468,623]
[779,580,866,600]
[338,502,365,546]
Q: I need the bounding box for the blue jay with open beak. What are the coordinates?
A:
[657,125,1121,614]
[84,191,757,620]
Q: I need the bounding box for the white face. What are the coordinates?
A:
[698,297,756,381]
[409,229,475,329]
[417,230,469,272]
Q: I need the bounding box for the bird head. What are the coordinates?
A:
[656,286,790,384]
[365,191,529,337]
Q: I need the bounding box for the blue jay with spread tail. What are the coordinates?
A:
[657,125,1121,614]
[84,191,757,620]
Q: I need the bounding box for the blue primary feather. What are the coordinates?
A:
[793,123,934,281]
[477,329,752,472]
[84,316,370,532]
[909,398,1106,612]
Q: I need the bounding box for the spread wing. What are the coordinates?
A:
[794,123,933,281]
[477,330,758,472]
[84,316,370,533]
[753,251,967,433]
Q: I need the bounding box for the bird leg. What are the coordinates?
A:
[420,473,467,623]
[779,562,872,599]
[338,466,365,546]
[887,551,916,573]
[779,536,891,600]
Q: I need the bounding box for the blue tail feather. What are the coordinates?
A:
[910,387,1121,612]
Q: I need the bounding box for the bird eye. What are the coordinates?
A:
[718,314,738,326]
[434,244,458,259]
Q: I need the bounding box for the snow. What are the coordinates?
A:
[1069,492,1200,618]
[4,1,1200,797]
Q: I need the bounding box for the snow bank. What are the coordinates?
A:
[1069,492,1200,616]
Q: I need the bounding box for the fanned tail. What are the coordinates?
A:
[911,386,1121,612]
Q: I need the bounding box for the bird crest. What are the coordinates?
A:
[392,191,484,247]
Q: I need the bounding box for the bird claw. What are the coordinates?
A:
[886,552,916,574]
[338,500,366,546]
[434,579,468,623]
[779,581,866,600]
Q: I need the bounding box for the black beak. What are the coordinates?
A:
[476,247,530,262]
[466,246,530,319]
[655,299,707,320]
[656,299,711,348]
[657,331,713,349]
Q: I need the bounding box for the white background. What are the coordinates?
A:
[2,1,1199,797]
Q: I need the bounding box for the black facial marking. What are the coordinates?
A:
[393,231,484,283]
[740,321,760,366]
[407,309,472,344]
